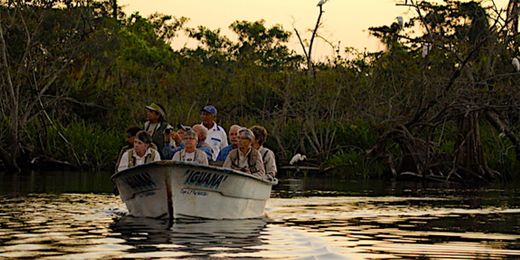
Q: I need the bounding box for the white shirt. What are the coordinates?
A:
[117,148,160,172]
[203,122,228,161]
[183,152,195,162]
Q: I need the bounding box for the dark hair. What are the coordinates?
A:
[126,126,142,137]
[135,130,153,144]
[250,125,267,145]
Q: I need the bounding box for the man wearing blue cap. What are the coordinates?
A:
[201,105,228,161]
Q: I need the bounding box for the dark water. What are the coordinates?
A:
[1,171,520,259]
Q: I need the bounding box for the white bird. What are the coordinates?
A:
[422,42,432,58]
[317,0,328,7]
[396,16,404,28]
[513,57,520,72]
[289,153,307,165]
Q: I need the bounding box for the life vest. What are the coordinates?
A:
[178,149,204,163]
[229,148,261,173]
[127,149,157,168]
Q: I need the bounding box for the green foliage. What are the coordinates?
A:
[44,122,120,170]
[2,0,520,183]
[326,150,385,179]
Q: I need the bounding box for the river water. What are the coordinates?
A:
[1,171,520,259]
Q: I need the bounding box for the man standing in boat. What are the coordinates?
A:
[200,105,228,161]
[144,102,172,158]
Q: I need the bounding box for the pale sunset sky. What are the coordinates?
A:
[119,0,510,60]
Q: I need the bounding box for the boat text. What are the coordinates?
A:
[181,188,208,196]
[184,169,228,189]
[121,171,157,192]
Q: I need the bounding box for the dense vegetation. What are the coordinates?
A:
[2,0,520,183]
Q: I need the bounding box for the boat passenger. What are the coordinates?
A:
[117,131,161,172]
[115,126,142,172]
[171,129,209,165]
[250,125,277,180]
[144,102,172,158]
[162,124,189,159]
[192,124,214,161]
[200,105,228,161]
[223,128,265,177]
[216,124,241,163]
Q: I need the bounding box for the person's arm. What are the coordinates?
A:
[220,131,228,149]
[202,146,213,161]
[152,150,161,162]
[252,150,266,177]
[223,154,232,169]
[198,150,209,165]
[265,150,277,177]
[117,151,129,172]
[171,150,181,162]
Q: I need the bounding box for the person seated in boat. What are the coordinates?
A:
[215,124,241,165]
[144,102,173,158]
[117,130,161,172]
[115,126,142,172]
[223,128,265,177]
[192,124,214,161]
[250,125,277,180]
[162,124,189,159]
[171,129,209,165]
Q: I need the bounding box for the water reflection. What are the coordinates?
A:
[1,173,520,258]
[111,217,267,258]
[267,196,520,258]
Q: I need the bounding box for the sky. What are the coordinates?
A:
[118,0,510,60]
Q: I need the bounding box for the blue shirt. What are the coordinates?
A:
[216,144,234,162]
[162,143,184,160]
[197,143,213,161]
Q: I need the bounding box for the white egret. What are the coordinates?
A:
[289,154,307,165]
[422,42,431,58]
[513,57,520,72]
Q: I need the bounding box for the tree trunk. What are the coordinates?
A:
[454,111,496,181]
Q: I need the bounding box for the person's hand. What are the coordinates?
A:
[171,131,181,145]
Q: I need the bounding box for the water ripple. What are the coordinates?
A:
[0,193,519,258]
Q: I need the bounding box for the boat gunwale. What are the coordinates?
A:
[111,160,278,185]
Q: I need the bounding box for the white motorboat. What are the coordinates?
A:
[111,161,277,219]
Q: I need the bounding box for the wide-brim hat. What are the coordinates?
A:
[145,103,166,118]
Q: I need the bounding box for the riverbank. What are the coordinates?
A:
[2,1,520,183]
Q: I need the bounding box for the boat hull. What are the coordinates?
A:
[112,161,277,219]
